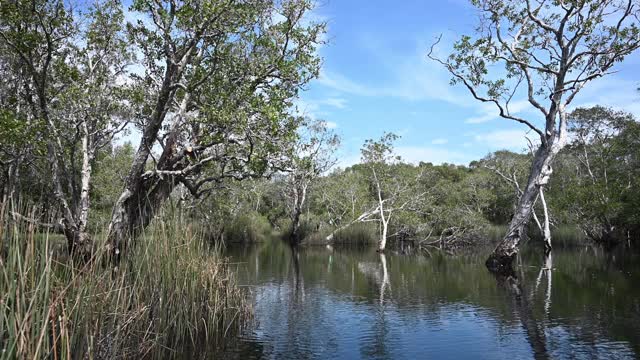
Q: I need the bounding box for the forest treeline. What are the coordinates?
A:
[155,105,639,250]
[4,104,638,252]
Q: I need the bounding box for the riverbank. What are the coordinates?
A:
[0,204,250,359]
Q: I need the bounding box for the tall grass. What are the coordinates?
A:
[0,200,250,359]
[302,222,378,246]
[223,212,273,243]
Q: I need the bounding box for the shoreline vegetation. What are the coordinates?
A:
[0,200,250,359]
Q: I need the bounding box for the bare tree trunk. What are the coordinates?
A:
[486,142,558,273]
[65,123,96,261]
[325,207,380,243]
[107,173,176,264]
[378,216,388,252]
[106,61,185,263]
[290,184,307,245]
[539,187,552,253]
[374,168,387,252]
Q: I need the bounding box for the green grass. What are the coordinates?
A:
[326,223,378,246]
[223,212,273,243]
[0,201,250,359]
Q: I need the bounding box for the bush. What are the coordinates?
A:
[331,223,378,246]
[223,211,273,243]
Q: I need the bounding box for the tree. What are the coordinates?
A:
[0,0,130,259]
[284,119,340,245]
[431,0,640,273]
[482,150,553,251]
[313,167,369,230]
[106,0,324,262]
[566,106,640,243]
[359,133,424,251]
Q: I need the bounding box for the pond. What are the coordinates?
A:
[210,240,640,359]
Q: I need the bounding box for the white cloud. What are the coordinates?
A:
[335,153,361,169]
[396,146,469,165]
[334,145,471,169]
[569,76,640,119]
[325,121,338,129]
[316,34,467,105]
[293,98,320,118]
[122,7,153,27]
[464,100,531,124]
[431,138,448,145]
[323,98,348,109]
[294,97,348,120]
[473,129,535,150]
[317,71,376,97]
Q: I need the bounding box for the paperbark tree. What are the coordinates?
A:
[430,0,640,273]
[360,133,424,251]
[284,119,339,245]
[483,151,552,251]
[0,0,130,259]
[567,106,639,243]
[106,0,324,263]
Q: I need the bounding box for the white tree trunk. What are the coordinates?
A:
[539,187,552,253]
[290,183,308,245]
[378,217,388,251]
[78,124,92,233]
[487,137,563,273]
[374,168,387,252]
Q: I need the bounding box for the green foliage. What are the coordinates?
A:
[89,143,135,229]
[554,106,640,242]
[224,211,273,243]
[0,202,249,359]
[330,222,377,245]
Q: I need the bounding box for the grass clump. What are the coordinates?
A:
[330,223,378,246]
[223,212,273,243]
[0,201,250,359]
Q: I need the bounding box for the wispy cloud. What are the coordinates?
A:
[396,146,469,165]
[570,76,640,119]
[473,129,534,150]
[464,100,531,124]
[325,121,338,129]
[431,138,448,145]
[317,71,376,97]
[316,34,468,105]
[323,98,348,109]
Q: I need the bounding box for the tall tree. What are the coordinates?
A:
[431,0,640,273]
[284,119,340,245]
[482,150,553,251]
[0,0,130,258]
[360,133,423,251]
[567,106,639,243]
[106,0,324,262]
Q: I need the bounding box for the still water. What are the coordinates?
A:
[214,240,640,359]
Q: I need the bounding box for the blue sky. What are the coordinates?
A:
[297,0,640,168]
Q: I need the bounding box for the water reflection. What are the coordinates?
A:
[210,242,640,359]
[495,261,549,360]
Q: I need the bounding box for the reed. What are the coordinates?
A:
[0,199,250,359]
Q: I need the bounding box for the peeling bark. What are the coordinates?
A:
[289,182,308,245]
[539,188,552,253]
[486,141,561,273]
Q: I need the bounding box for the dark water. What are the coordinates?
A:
[213,240,640,359]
